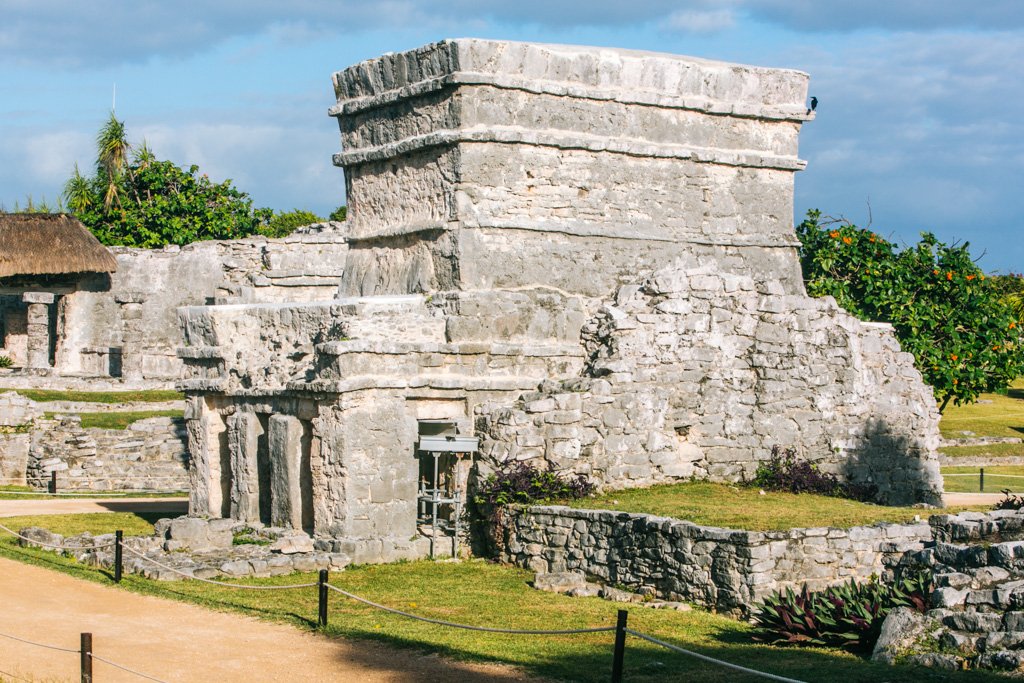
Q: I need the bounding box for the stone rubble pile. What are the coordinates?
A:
[478,262,943,504]
[873,509,1024,673]
[534,571,692,611]
[17,516,351,581]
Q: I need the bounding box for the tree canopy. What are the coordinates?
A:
[796,210,1024,411]
[64,114,275,247]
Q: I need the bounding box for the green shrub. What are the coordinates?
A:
[753,571,931,652]
[753,445,877,502]
[258,209,323,238]
[0,356,12,368]
[797,210,1024,411]
[328,205,347,222]
[474,461,594,507]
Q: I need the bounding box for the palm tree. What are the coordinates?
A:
[63,163,94,214]
[96,112,130,210]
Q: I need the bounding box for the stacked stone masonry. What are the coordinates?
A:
[174,39,944,563]
[21,222,347,381]
[27,414,189,491]
[498,504,932,616]
[872,510,1024,674]
[476,263,942,504]
[0,391,189,491]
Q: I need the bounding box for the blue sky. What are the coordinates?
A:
[1,1,1022,272]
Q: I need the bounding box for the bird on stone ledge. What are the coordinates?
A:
[807,96,818,115]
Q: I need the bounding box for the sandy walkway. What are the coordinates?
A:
[0,500,543,683]
[942,492,1008,507]
[0,497,188,519]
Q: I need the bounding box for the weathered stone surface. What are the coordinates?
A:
[872,608,935,665]
[169,39,941,568]
[533,571,586,594]
[270,534,315,555]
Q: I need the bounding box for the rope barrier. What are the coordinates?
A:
[323,583,615,635]
[0,630,79,654]
[120,545,317,590]
[943,473,1024,479]
[89,653,172,683]
[625,629,808,683]
[0,523,117,550]
[0,667,32,682]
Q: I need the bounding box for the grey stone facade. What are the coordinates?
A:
[57,224,348,381]
[176,39,943,562]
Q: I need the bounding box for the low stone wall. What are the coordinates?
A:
[25,415,189,491]
[498,505,932,615]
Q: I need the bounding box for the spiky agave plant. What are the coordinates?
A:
[753,571,932,652]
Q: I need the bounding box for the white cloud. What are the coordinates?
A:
[661,8,736,34]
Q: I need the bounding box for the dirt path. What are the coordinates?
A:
[0,557,544,683]
[0,497,188,518]
[942,492,1006,506]
[0,501,543,683]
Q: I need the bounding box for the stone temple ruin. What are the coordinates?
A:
[171,39,944,564]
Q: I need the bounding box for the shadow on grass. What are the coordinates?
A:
[325,625,1013,683]
[0,540,1012,683]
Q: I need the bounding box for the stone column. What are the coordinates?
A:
[115,291,147,381]
[22,292,54,370]
[269,414,303,529]
[227,412,262,523]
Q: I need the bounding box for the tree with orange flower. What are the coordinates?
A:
[797,210,1024,412]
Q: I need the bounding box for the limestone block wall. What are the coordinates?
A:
[499,505,931,615]
[330,39,812,297]
[26,415,189,491]
[56,224,347,380]
[477,261,943,505]
[177,302,348,393]
[0,392,43,486]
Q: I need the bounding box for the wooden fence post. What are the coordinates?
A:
[318,569,329,628]
[80,632,92,683]
[49,471,57,494]
[114,530,123,583]
[611,609,628,683]
[981,467,986,492]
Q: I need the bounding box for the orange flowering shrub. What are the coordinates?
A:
[797,210,1024,411]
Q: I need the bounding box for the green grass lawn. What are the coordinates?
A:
[942,465,1024,493]
[0,511,1008,683]
[0,486,186,500]
[42,408,185,430]
[11,388,184,404]
[940,378,1024,440]
[566,482,983,531]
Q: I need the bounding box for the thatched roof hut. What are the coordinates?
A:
[0,213,117,278]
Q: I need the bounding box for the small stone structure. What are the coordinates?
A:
[26,413,189,491]
[496,504,932,615]
[54,223,348,381]
[0,214,118,372]
[175,39,944,561]
[0,391,189,491]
